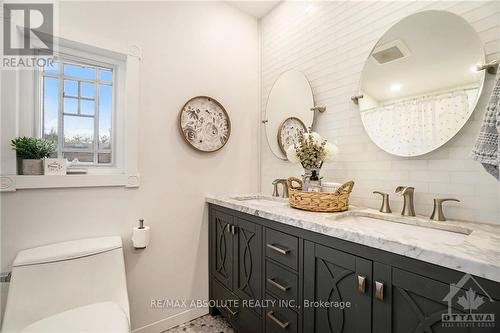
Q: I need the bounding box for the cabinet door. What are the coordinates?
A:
[211,210,234,291]
[374,265,500,333]
[233,217,263,310]
[304,242,372,333]
[213,279,262,333]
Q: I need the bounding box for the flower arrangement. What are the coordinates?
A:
[286,131,338,169]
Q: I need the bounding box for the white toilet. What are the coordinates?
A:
[1,236,130,332]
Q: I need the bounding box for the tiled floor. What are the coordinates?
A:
[163,314,235,333]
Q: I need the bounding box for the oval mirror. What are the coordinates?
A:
[359,10,485,157]
[265,70,314,160]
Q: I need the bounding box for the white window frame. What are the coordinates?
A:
[36,47,120,168]
[0,32,141,191]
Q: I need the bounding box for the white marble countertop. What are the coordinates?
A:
[206,194,500,283]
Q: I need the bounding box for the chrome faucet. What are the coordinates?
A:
[395,186,415,216]
[272,179,289,198]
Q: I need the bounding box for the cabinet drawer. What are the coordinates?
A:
[265,294,298,333]
[266,260,298,303]
[265,228,298,271]
[212,279,262,333]
[234,307,262,333]
[212,278,239,318]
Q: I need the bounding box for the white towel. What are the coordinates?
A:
[471,69,500,180]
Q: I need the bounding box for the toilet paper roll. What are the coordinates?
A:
[132,226,150,249]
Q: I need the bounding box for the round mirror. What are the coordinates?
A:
[265,70,314,160]
[359,10,485,157]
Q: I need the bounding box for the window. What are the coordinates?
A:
[1,36,141,191]
[40,55,114,165]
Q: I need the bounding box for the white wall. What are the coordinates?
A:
[0,1,259,331]
[260,1,500,224]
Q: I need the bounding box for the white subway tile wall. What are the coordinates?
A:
[260,1,500,224]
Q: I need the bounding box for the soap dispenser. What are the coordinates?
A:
[308,170,322,192]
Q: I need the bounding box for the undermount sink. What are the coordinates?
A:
[331,210,473,236]
[335,215,470,246]
[231,195,288,207]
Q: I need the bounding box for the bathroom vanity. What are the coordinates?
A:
[207,196,500,333]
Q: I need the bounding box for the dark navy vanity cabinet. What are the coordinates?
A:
[208,204,500,333]
[210,209,263,332]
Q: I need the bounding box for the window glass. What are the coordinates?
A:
[63,97,78,114]
[63,152,94,163]
[80,100,95,116]
[99,84,112,150]
[99,69,113,82]
[64,80,78,97]
[43,77,59,145]
[80,82,95,99]
[98,153,111,164]
[42,57,114,165]
[63,115,94,149]
[64,63,96,80]
[44,61,59,73]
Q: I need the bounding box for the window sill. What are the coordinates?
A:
[0,173,140,192]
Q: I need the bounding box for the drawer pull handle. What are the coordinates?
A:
[375,281,384,301]
[267,243,290,255]
[226,225,238,235]
[357,275,366,294]
[222,305,238,316]
[267,311,290,329]
[267,278,290,292]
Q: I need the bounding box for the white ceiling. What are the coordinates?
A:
[361,11,484,103]
[227,1,281,18]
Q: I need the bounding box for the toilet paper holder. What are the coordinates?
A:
[132,218,150,249]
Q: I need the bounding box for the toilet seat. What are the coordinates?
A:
[20,302,130,333]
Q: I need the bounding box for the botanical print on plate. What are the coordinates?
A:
[277,117,307,155]
[179,96,231,152]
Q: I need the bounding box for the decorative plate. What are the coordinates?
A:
[179,96,231,152]
[277,117,307,154]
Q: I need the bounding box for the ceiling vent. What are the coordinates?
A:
[371,40,410,65]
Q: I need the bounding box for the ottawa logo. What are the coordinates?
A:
[442,274,495,329]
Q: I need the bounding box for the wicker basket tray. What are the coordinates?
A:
[287,177,355,212]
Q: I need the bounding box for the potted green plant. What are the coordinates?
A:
[11,137,56,175]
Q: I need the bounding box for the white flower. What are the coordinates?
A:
[286,145,300,164]
[303,131,322,144]
[323,142,339,161]
[310,132,322,143]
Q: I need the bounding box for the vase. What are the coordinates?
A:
[21,159,44,175]
[302,167,321,191]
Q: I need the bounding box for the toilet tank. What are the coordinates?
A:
[1,237,129,332]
